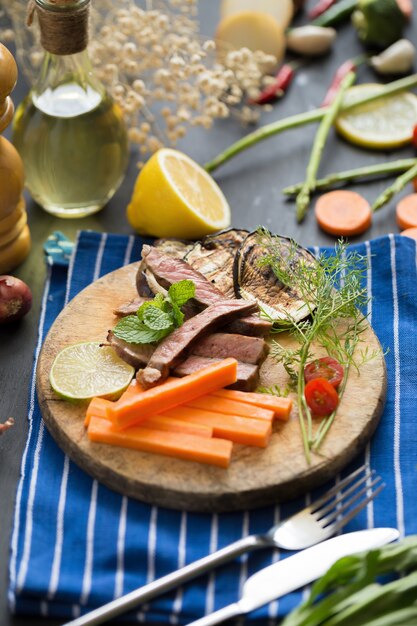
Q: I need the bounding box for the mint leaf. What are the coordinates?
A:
[113,279,195,346]
[170,302,184,327]
[143,306,174,331]
[113,315,169,344]
[168,280,195,308]
[137,295,165,320]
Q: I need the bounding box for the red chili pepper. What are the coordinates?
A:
[321,58,359,107]
[309,0,338,19]
[250,63,297,105]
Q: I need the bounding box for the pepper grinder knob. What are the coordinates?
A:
[0,43,18,133]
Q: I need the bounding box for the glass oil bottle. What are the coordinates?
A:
[12,0,129,218]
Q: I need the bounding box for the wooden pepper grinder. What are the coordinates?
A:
[0,43,31,274]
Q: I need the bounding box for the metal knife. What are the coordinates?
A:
[186,527,400,626]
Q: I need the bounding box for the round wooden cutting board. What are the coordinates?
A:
[37,262,387,512]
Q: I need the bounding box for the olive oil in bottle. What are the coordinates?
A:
[13,0,129,218]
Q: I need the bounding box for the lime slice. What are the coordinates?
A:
[50,342,134,400]
[336,84,417,150]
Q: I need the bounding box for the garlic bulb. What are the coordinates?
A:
[286,25,336,56]
[371,39,415,75]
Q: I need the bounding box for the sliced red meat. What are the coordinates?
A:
[174,356,259,392]
[137,299,258,388]
[139,246,272,337]
[192,333,268,364]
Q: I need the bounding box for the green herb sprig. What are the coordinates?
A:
[257,229,380,462]
[281,535,417,626]
[113,280,195,345]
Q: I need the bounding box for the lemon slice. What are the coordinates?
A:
[127,148,231,239]
[50,342,134,401]
[336,84,417,150]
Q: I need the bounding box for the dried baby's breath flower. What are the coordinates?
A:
[2,0,276,162]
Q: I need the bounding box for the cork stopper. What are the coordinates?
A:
[28,0,90,56]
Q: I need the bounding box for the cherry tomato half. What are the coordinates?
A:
[304,377,339,417]
[304,356,344,389]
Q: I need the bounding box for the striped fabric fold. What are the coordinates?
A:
[8,231,417,623]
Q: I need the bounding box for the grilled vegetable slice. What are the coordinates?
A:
[234,231,316,323]
[184,228,248,297]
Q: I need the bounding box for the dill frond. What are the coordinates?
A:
[256,230,380,461]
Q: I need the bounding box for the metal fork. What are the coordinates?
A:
[63,464,384,626]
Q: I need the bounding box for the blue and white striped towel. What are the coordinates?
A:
[9,231,417,623]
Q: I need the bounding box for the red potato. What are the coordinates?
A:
[0,275,32,323]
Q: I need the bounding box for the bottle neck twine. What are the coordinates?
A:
[27,0,89,56]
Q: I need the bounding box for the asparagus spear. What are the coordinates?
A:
[204,73,417,173]
[283,159,417,195]
[296,71,356,222]
[373,162,417,211]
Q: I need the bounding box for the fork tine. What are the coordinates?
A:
[328,482,386,535]
[310,464,370,513]
[319,475,383,525]
[315,470,376,519]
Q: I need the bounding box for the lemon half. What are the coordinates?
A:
[50,342,134,401]
[127,149,231,240]
[336,84,417,150]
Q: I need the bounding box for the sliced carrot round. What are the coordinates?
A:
[400,227,417,240]
[315,190,372,237]
[396,194,417,230]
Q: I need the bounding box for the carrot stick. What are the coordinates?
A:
[163,406,272,448]
[87,415,232,468]
[315,190,372,237]
[106,359,238,429]
[210,390,292,421]
[86,397,213,438]
[185,396,274,422]
[396,194,417,230]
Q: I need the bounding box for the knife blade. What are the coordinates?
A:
[186,527,400,626]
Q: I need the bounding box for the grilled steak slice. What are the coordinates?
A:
[139,246,272,337]
[227,317,271,337]
[184,229,248,297]
[136,259,155,298]
[109,330,267,372]
[113,297,151,317]
[107,331,155,369]
[174,356,259,392]
[137,299,258,388]
[192,333,268,364]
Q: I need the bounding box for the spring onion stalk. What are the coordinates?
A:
[312,0,358,26]
[283,158,417,195]
[372,162,417,211]
[296,71,356,222]
[204,73,417,173]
